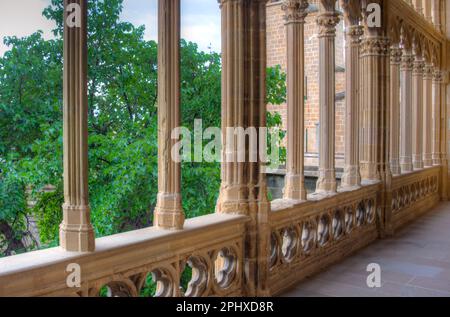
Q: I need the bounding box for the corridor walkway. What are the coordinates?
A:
[282,202,450,297]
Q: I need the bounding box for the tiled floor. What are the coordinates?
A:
[282,202,450,297]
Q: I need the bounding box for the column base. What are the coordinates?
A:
[360,162,380,181]
[59,224,95,252]
[432,154,441,166]
[413,154,424,170]
[423,154,433,167]
[400,158,413,173]
[315,168,337,194]
[341,165,361,188]
[216,185,249,214]
[390,159,401,176]
[154,193,185,230]
[283,174,307,201]
[60,204,95,252]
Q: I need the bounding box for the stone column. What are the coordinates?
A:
[282,0,308,200]
[217,0,270,297]
[217,0,249,214]
[432,68,442,165]
[390,46,402,175]
[60,0,95,252]
[400,46,414,173]
[154,0,185,230]
[360,2,390,182]
[412,45,424,170]
[340,0,363,188]
[423,62,433,167]
[315,0,339,194]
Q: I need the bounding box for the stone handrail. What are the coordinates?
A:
[0,214,248,297]
[267,183,380,295]
[390,166,441,231]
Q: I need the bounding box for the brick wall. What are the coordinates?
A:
[267,0,346,168]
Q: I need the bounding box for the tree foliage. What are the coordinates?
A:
[0,0,286,256]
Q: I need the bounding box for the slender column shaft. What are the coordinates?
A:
[400,50,414,173]
[341,25,363,187]
[389,46,402,175]
[423,63,433,167]
[154,0,185,229]
[60,0,95,252]
[315,1,339,193]
[282,0,308,200]
[360,37,390,181]
[431,0,442,30]
[412,54,424,170]
[341,0,363,188]
[432,69,442,165]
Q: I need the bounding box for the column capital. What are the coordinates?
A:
[433,68,443,82]
[281,0,309,24]
[390,46,402,64]
[317,12,340,38]
[423,63,434,79]
[412,57,425,76]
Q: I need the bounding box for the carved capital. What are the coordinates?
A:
[317,12,340,37]
[400,53,414,71]
[360,37,390,56]
[282,0,309,24]
[433,69,443,82]
[412,58,424,76]
[423,64,434,79]
[390,47,402,64]
[346,25,363,44]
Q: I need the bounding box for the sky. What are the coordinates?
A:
[0,0,221,56]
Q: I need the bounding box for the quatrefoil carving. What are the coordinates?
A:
[281,227,298,262]
[356,202,366,226]
[317,214,330,246]
[151,268,175,297]
[344,207,354,233]
[332,210,344,240]
[214,247,237,289]
[183,255,210,297]
[301,221,316,253]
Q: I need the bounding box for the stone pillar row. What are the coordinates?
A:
[59,0,446,260]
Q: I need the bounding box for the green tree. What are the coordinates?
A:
[0,0,286,255]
